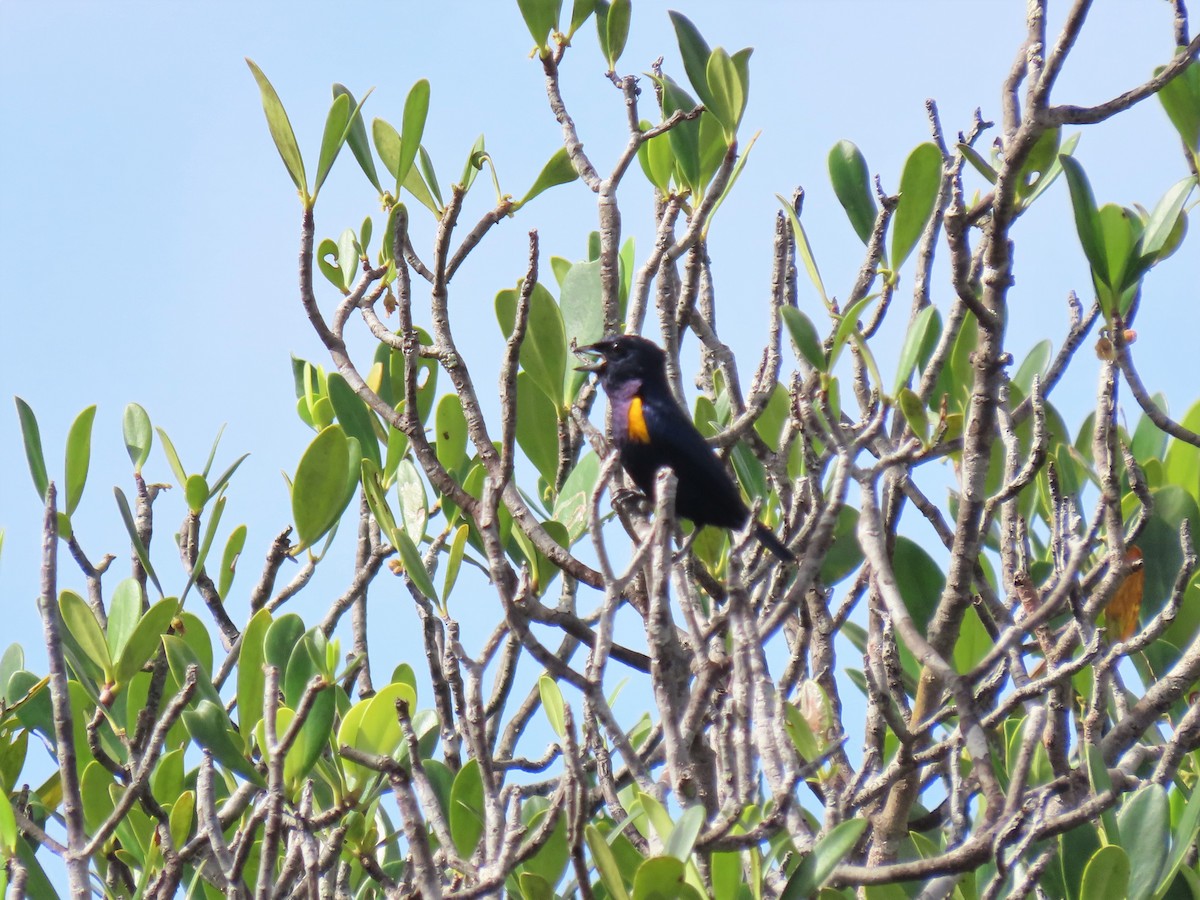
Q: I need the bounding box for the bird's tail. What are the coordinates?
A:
[753,522,794,563]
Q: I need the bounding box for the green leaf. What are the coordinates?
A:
[245,59,308,202]
[705,47,743,138]
[156,426,188,488]
[958,141,998,184]
[185,474,209,514]
[0,790,16,857]
[1141,175,1195,260]
[434,395,469,475]
[460,134,486,193]
[1160,779,1200,897]
[313,92,350,201]
[893,537,944,634]
[263,615,305,690]
[337,227,360,291]
[632,857,694,900]
[829,140,877,245]
[396,528,438,603]
[208,452,248,500]
[781,306,826,372]
[60,589,112,681]
[638,118,674,193]
[516,147,578,209]
[122,403,153,472]
[60,404,96,516]
[398,79,431,193]
[363,458,401,543]
[516,0,561,51]
[567,0,594,37]
[450,758,485,858]
[292,425,352,549]
[525,283,568,408]
[518,872,555,900]
[669,10,715,110]
[332,84,382,194]
[395,459,429,542]
[182,699,264,787]
[604,0,630,69]
[697,109,725,190]
[316,237,342,291]
[114,596,179,687]
[1156,57,1200,154]
[664,805,704,861]
[1080,744,1118,847]
[890,142,942,269]
[106,578,143,664]
[1016,126,1061,200]
[442,524,470,601]
[328,373,381,469]
[1117,784,1169,900]
[404,159,443,216]
[538,675,566,738]
[372,117,402,183]
[14,398,48,502]
[586,824,632,900]
[784,701,819,760]
[828,293,879,371]
[1080,845,1131,900]
[1023,130,1080,207]
[162,633,221,709]
[1012,340,1051,396]
[237,609,272,738]
[113,487,163,598]
[1099,203,1136,292]
[418,145,443,208]
[1060,155,1108,287]
[782,819,868,898]
[560,258,605,399]
[217,524,247,600]
[777,196,829,307]
[898,388,930,445]
[657,77,702,193]
[516,372,561,487]
[553,451,600,542]
[893,304,939,394]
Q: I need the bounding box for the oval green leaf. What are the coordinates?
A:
[891,142,942,269]
[122,403,153,472]
[292,424,352,549]
[828,140,877,245]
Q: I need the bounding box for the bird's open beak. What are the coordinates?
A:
[573,344,607,373]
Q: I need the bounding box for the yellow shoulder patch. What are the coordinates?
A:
[627,395,651,443]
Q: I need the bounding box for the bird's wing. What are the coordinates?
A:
[638,394,748,526]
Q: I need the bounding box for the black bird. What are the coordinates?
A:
[576,335,793,562]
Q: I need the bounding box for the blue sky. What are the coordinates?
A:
[0,0,1196,796]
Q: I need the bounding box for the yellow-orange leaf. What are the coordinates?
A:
[1106,546,1144,641]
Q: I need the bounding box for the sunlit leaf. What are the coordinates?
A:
[398,79,431,192]
[122,403,153,473]
[517,147,579,209]
[890,142,942,269]
[245,59,308,201]
[828,140,877,246]
[332,83,382,194]
[669,10,714,110]
[14,398,48,502]
[781,819,868,898]
[604,0,630,69]
[292,425,352,549]
[781,306,825,372]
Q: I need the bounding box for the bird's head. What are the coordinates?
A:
[574,335,668,391]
